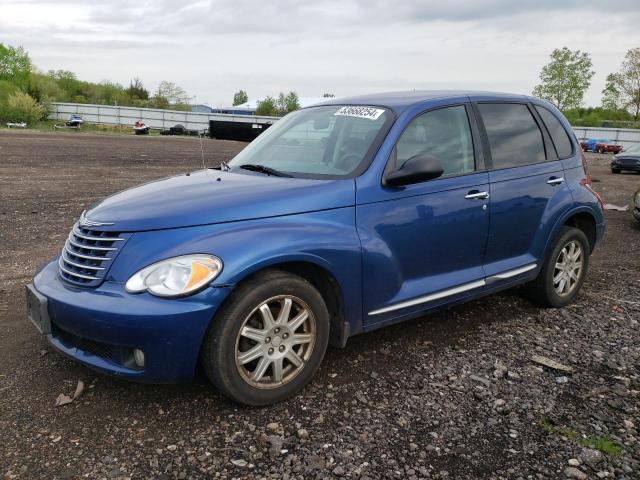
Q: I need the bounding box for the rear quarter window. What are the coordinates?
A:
[478,103,546,169]
[534,105,574,159]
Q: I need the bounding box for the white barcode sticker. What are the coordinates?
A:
[334,106,385,121]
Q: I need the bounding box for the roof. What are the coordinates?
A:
[315,90,529,113]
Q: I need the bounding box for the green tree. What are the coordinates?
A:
[127,77,149,100]
[1,91,46,124]
[156,80,191,105]
[0,43,31,90]
[601,47,640,120]
[233,89,248,106]
[275,91,300,114]
[601,73,621,110]
[256,96,278,116]
[532,47,595,111]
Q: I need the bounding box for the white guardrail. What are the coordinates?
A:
[49,102,640,148]
[48,102,279,132]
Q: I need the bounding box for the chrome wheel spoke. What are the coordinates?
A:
[553,271,564,283]
[288,310,309,332]
[558,277,567,293]
[277,298,292,324]
[252,356,271,382]
[237,344,264,365]
[272,358,284,383]
[240,326,267,343]
[286,350,303,367]
[292,333,312,345]
[259,304,276,329]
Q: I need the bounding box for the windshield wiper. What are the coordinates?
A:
[239,164,292,177]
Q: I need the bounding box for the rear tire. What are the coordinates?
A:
[201,270,330,406]
[526,227,590,308]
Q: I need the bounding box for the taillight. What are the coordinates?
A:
[577,142,604,209]
[579,148,592,186]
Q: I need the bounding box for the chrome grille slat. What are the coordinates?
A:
[61,254,106,271]
[67,235,118,251]
[71,228,124,242]
[63,243,111,261]
[58,222,127,287]
[58,257,100,280]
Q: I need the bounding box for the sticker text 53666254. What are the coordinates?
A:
[334,106,386,121]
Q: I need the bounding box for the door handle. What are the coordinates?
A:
[465,191,490,200]
[547,176,564,185]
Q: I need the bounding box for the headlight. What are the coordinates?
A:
[125,254,222,297]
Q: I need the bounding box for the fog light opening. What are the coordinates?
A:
[133,349,145,368]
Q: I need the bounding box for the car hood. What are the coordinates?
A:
[84,169,355,232]
[613,154,640,160]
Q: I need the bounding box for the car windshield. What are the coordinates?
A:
[227,105,394,178]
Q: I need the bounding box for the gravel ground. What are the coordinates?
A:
[0,130,638,479]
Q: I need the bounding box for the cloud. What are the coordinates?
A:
[1,1,638,106]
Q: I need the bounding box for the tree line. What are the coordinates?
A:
[1,40,639,127]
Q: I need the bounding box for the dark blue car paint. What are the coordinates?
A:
[32,91,605,382]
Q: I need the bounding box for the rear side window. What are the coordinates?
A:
[478,103,546,169]
[535,105,573,158]
[395,105,475,177]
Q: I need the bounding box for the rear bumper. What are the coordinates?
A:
[31,258,231,383]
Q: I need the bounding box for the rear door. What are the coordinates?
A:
[473,101,572,278]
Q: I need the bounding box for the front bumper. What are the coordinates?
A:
[31,258,232,383]
[611,162,640,172]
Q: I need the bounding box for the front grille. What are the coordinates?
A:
[619,158,640,166]
[58,223,127,287]
[52,322,116,363]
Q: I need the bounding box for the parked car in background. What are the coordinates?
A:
[26,91,605,405]
[611,144,640,174]
[580,138,623,154]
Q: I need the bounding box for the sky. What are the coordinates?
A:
[2,0,640,107]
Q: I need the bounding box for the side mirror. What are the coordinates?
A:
[384,154,444,187]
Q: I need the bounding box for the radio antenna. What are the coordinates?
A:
[199,132,206,170]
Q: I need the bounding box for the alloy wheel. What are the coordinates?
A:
[235,295,316,389]
[553,240,584,297]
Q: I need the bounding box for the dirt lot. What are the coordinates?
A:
[0,130,638,480]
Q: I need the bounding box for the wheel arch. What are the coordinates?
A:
[546,207,598,256]
[217,255,352,348]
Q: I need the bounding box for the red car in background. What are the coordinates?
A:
[580,138,623,154]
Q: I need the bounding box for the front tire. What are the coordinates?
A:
[201,270,330,406]
[526,227,590,308]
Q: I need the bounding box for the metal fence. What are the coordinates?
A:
[48,102,279,132]
[48,102,640,148]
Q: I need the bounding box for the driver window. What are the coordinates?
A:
[395,105,475,177]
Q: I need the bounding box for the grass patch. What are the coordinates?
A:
[540,418,623,456]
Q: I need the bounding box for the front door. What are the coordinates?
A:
[357,104,490,326]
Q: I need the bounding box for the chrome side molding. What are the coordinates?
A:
[368,263,537,316]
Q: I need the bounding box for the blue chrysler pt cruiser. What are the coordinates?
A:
[27,91,605,405]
